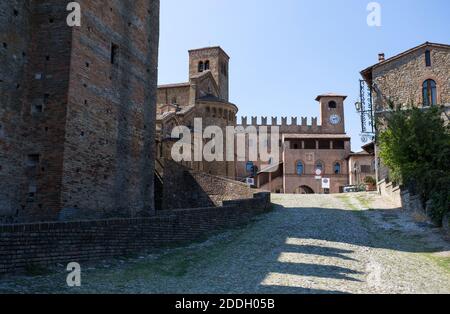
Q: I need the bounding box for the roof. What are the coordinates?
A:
[315,93,348,101]
[158,82,190,89]
[188,46,230,59]
[258,163,283,174]
[362,141,375,154]
[197,93,224,102]
[360,42,450,81]
[349,151,371,156]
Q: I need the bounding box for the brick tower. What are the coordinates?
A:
[188,47,230,102]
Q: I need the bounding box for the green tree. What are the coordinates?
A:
[378,105,450,224]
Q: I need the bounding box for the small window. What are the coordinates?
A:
[32,103,44,114]
[27,154,40,167]
[205,60,210,70]
[422,79,437,106]
[246,161,254,173]
[296,161,304,176]
[425,50,431,67]
[328,101,337,109]
[111,43,119,64]
[198,61,204,73]
[334,162,341,174]
[316,161,324,172]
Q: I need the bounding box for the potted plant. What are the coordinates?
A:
[364,176,377,191]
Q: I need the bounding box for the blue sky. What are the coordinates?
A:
[158,0,450,151]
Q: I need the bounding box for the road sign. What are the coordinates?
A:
[322,178,330,189]
[315,169,322,176]
[315,176,322,180]
[246,178,255,186]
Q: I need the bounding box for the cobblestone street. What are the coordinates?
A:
[1,193,449,294]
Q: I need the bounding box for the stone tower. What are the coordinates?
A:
[188,47,230,101]
[316,94,347,134]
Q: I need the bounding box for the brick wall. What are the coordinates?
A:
[161,160,256,210]
[0,0,32,223]
[0,0,160,222]
[0,193,271,274]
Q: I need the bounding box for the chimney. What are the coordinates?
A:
[378,53,385,62]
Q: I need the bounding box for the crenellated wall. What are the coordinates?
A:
[237,116,323,133]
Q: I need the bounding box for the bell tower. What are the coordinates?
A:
[188,47,230,101]
[316,94,347,134]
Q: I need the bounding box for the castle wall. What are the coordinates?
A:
[60,0,160,219]
[0,0,32,223]
[1,0,160,222]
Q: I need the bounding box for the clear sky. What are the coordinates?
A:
[158,0,450,151]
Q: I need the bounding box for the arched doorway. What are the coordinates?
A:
[295,185,315,194]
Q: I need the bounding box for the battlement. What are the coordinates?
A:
[238,116,320,128]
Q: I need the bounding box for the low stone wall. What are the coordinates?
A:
[378,179,402,207]
[0,193,271,275]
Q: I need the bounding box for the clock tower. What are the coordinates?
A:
[316,94,347,134]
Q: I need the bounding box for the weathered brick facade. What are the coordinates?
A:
[0,0,160,222]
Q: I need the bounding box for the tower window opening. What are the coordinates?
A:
[198,61,204,73]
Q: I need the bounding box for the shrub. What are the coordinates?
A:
[378,104,450,223]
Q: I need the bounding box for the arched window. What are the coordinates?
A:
[315,161,324,173]
[423,79,437,106]
[198,61,204,73]
[205,60,210,70]
[328,101,337,109]
[334,162,341,174]
[296,161,304,176]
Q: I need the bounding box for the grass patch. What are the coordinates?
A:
[424,254,450,274]
[336,195,359,210]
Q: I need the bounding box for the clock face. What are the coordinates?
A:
[330,114,341,125]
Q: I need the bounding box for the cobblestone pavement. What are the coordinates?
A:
[1,193,449,294]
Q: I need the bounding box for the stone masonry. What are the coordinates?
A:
[0,0,160,223]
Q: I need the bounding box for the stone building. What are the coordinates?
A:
[236,94,352,194]
[156,47,238,178]
[360,42,450,182]
[0,0,160,223]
